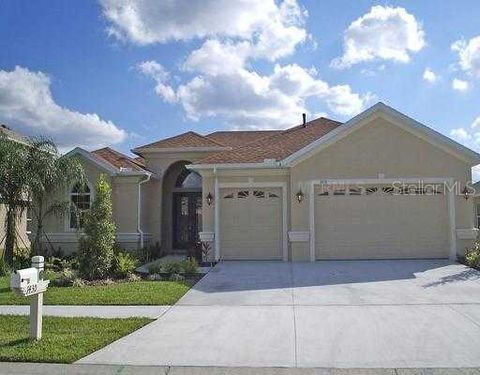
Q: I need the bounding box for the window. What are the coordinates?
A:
[223,193,234,199]
[175,168,202,189]
[268,192,279,198]
[348,187,362,196]
[70,183,91,229]
[382,186,394,195]
[237,190,249,198]
[365,187,378,195]
[253,190,265,198]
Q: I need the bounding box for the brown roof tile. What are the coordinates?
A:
[206,130,282,148]
[92,147,147,172]
[196,117,342,164]
[136,131,227,150]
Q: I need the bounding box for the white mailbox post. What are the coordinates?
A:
[10,256,50,340]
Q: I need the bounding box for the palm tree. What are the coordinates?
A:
[0,135,29,264]
[25,138,85,256]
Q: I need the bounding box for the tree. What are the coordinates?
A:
[0,136,29,265]
[78,175,116,280]
[25,139,84,256]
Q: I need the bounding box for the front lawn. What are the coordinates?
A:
[0,276,191,305]
[0,315,151,363]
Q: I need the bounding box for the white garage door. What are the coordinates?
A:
[220,188,283,260]
[315,184,450,259]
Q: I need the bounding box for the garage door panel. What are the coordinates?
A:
[220,188,282,260]
[315,186,449,259]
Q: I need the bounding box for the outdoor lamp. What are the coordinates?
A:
[206,192,214,205]
[296,190,304,203]
[462,186,471,200]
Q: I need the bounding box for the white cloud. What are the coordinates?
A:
[101,0,307,61]
[423,68,437,83]
[332,5,425,69]
[137,61,176,103]
[119,0,371,128]
[452,35,480,78]
[0,66,126,148]
[169,63,372,128]
[450,127,472,141]
[472,116,480,129]
[452,78,469,91]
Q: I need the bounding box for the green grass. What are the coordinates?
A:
[0,315,152,363]
[0,276,191,305]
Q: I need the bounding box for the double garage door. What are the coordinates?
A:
[314,184,450,259]
[220,188,283,260]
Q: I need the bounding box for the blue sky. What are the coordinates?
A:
[1,0,479,167]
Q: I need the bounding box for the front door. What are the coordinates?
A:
[173,192,202,250]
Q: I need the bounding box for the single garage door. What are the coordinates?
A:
[315,184,450,259]
[220,188,282,260]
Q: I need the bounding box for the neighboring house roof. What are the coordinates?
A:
[0,124,29,145]
[206,130,282,148]
[196,118,342,165]
[92,147,148,172]
[133,131,229,154]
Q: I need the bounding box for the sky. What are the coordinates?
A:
[0,0,479,175]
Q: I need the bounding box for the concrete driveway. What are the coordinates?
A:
[79,260,480,368]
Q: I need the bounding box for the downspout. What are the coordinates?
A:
[213,165,220,261]
[137,173,151,249]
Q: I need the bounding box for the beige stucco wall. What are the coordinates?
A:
[199,117,477,261]
[142,151,218,251]
[40,158,145,254]
[290,117,476,260]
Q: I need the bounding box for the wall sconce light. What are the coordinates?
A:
[462,186,471,200]
[206,192,214,205]
[296,190,304,203]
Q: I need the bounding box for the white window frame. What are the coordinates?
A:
[65,181,94,232]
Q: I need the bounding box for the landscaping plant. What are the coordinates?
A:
[78,175,116,280]
[25,138,85,256]
[0,135,29,265]
[463,240,480,269]
[112,251,138,278]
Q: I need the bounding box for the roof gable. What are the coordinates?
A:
[133,131,229,154]
[64,147,150,176]
[282,102,480,167]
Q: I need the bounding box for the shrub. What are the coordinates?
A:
[169,273,185,282]
[182,258,198,276]
[71,278,86,288]
[78,175,116,280]
[465,249,480,269]
[127,273,141,282]
[112,251,138,278]
[51,268,77,287]
[163,261,182,276]
[148,263,162,275]
[12,247,31,270]
[0,258,11,276]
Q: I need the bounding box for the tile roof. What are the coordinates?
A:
[196,117,342,164]
[92,147,148,172]
[206,130,282,148]
[135,131,227,150]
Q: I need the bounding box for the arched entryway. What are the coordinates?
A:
[161,161,202,252]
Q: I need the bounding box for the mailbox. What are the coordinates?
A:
[11,268,39,290]
[11,268,48,297]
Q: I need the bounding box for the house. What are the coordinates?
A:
[41,103,480,261]
[0,124,31,252]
